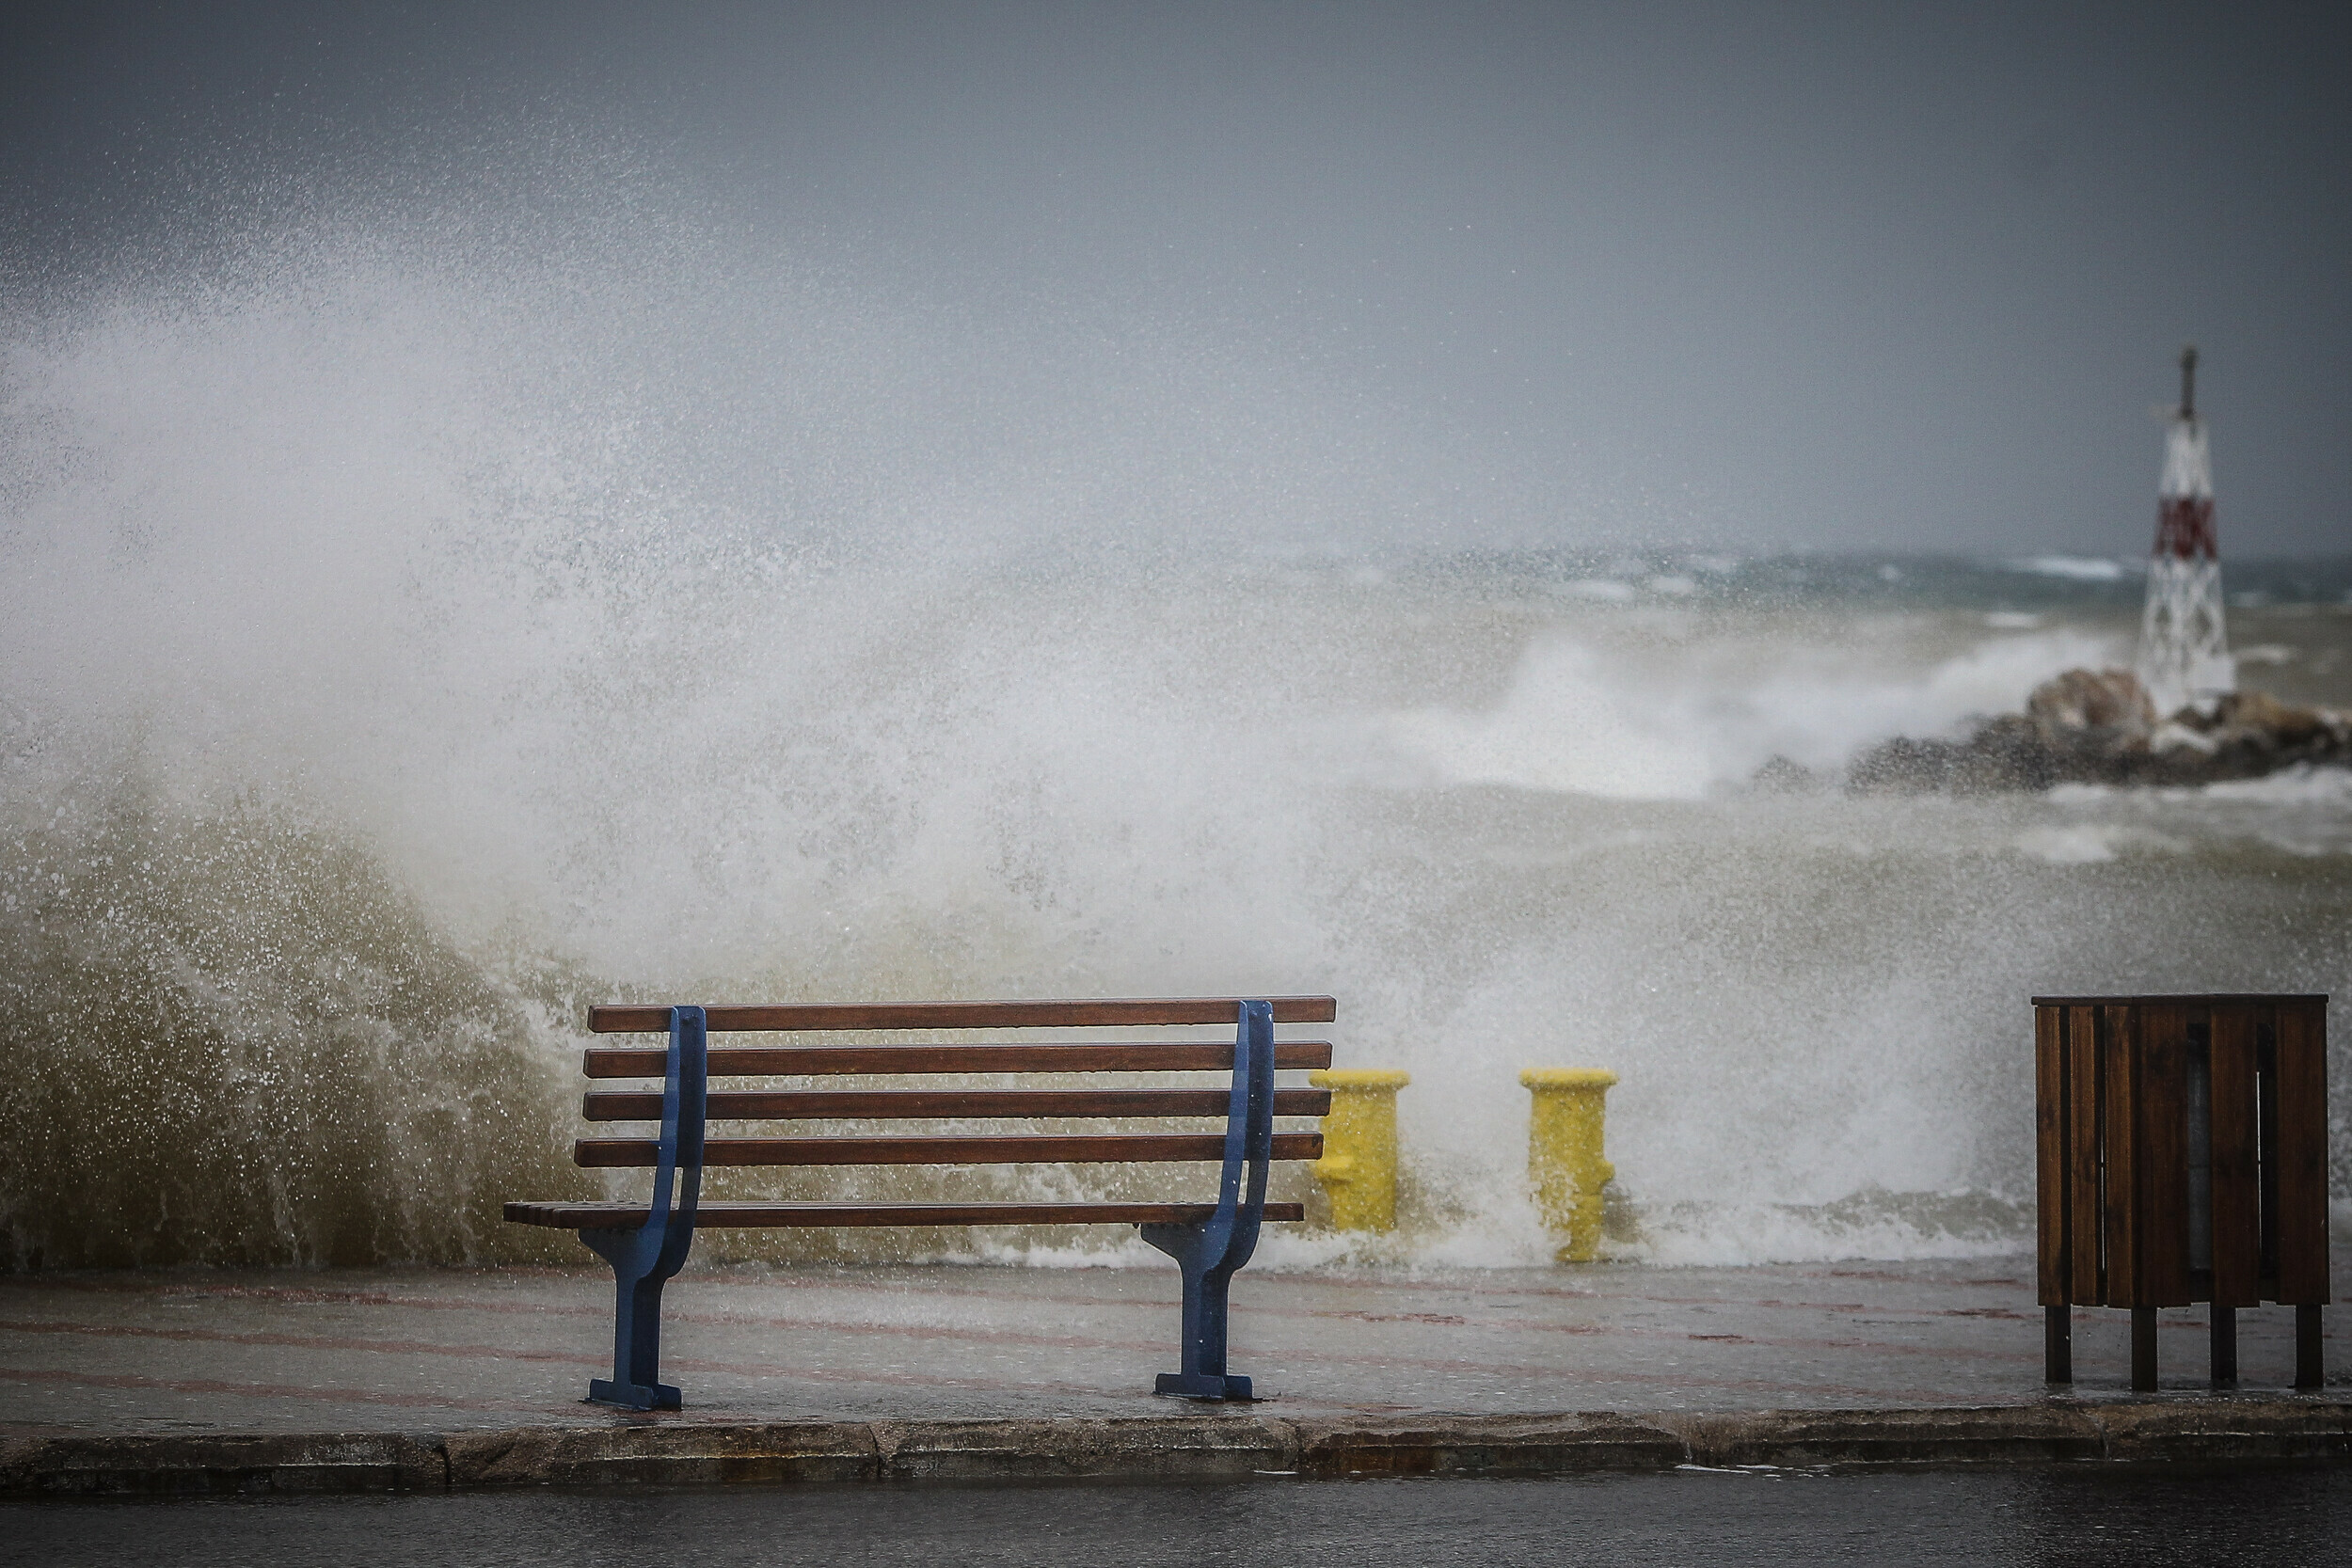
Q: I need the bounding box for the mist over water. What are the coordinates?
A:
[5,170,2347,1272]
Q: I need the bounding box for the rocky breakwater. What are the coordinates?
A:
[1838,669,2352,793]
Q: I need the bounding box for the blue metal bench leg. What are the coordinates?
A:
[580,1005,707,1412]
[1140,999,1276,1402]
[1143,1223,1251,1400]
[583,1231,684,1410]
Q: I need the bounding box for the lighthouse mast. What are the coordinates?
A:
[2136,345,2234,717]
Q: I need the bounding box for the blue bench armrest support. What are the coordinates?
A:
[1141,999,1276,1400]
[580,1005,707,1410]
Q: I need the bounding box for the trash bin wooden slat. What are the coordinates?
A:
[2065,1007,2103,1304]
[2034,1006,2068,1307]
[2137,1003,2193,1307]
[2209,1006,2261,1309]
[2098,1005,2140,1308]
[2276,1001,2330,1306]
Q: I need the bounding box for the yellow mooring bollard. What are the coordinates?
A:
[1308,1069,1409,1232]
[1521,1068,1618,1263]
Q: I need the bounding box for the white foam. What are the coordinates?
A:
[2013,825,2122,863]
[2197,764,2352,805]
[1384,640,1714,800]
[1633,1199,2028,1268]
[2156,723,2220,757]
[2048,763,2352,810]
[1550,578,1638,603]
[2005,554,2127,581]
[1383,626,2122,800]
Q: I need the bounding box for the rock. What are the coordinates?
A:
[1749,754,1822,793]
[1846,714,2059,795]
[2213,688,2333,746]
[2026,667,2156,744]
[1821,669,2350,795]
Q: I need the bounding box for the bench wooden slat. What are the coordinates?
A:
[582,1040,1336,1078]
[573,1132,1325,1167]
[588,997,1338,1033]
[582,1087,1335,1121]
[505,1199,1311,1229]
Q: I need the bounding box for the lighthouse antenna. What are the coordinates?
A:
[2179,344,2198,420]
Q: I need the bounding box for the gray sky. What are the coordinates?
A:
[6,1,2347,555]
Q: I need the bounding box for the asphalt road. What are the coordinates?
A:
[7,1465,2344,1567]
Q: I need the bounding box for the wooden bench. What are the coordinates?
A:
[505,996,1335,1410]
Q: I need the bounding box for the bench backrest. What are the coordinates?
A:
[575,997,1334,1200]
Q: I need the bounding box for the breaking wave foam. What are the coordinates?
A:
[4,162,2345,1275]
[1386,626,2121,798]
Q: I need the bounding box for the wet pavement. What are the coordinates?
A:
[0,1255,2341,1436]
[7,1465,2348,1567]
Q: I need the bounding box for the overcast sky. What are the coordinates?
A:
[5,1,2347,555]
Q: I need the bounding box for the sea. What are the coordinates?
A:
[4,219,2347,1275]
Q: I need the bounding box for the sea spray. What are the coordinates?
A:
[0,750,586,1268]
[5,175,2347,1272]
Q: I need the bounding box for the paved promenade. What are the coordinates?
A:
[2,1255,2341,1432]
[1,1255,2344,1491]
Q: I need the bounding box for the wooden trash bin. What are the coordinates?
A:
[2034,994,2329,1391]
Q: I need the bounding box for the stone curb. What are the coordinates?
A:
[1292,1413,1687,1476]
[443,1422,874,1489]
[0,1433,446,1497]
[1653,1405,2107,1468]
[874,1417,1293,1481]
[5,1402,2347,1496]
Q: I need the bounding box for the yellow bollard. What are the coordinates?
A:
[1521,1068,1618,1263]
[1308,1069,1409,1232]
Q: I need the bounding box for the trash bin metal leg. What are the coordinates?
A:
[2208,1306,2236,1385]
[2296,1305,2324,1390]
[2043,1305,2072,1383]
[2131,1307,2158,1392]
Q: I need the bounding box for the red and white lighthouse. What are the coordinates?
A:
[2136,345,2235,716]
